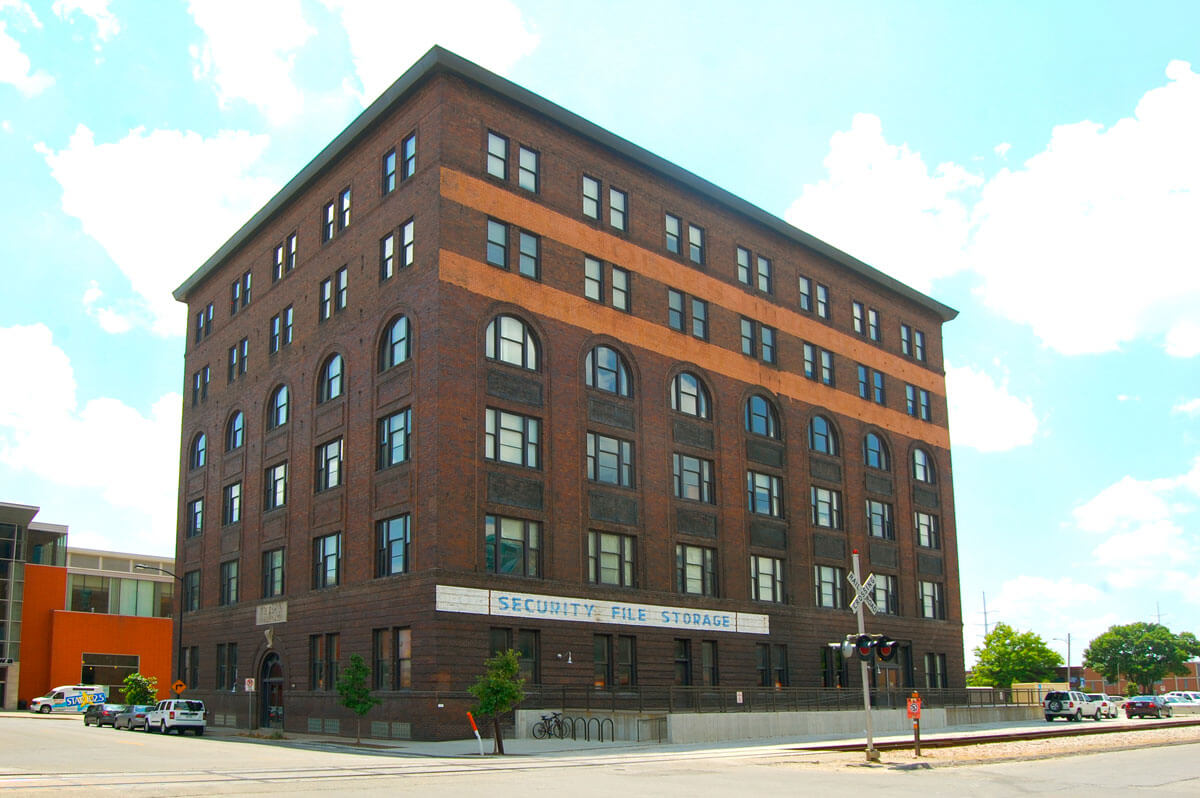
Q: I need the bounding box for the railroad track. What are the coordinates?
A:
[795,717,1200,752]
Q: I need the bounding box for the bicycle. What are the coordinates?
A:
[531,711,568,739]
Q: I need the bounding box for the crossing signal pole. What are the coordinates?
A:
[849,549,879,762]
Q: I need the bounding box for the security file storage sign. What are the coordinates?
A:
[436,584,770,635]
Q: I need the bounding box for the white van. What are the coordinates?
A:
[29,685,108,714]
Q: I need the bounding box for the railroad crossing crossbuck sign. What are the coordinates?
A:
[847,571,878,615]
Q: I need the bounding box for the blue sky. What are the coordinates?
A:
[2,0,1198,668]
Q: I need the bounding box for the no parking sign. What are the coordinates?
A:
[906,695,922,719]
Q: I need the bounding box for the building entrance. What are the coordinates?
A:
[260,653,284,729]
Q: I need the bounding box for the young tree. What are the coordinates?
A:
[1084,622,1200,694]
[468,649,525,755]
[335,653,381,745]
[968,623,1062,688]
[122,672,159,705]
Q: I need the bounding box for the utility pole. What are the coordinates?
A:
[981,592,991,636]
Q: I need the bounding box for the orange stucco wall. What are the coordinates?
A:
[20,563,173,705]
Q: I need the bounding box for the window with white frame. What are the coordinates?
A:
[750,555,784,603]
[315,438,343,492]
[486,314,539,371]
[485,408,540,468]
[589,531,635,587]
[676,544,717,596]
[484,515,540,577]
[815,564,845,608]
[920,580,945,619]
[747,471,783,517]
[586,431,633,487]
[810,486,842,529]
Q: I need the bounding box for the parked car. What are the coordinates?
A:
[82,703,127,727]
[28,685,107,714]
[1043,690,1102,721]
[1085,693,1117,719]
[1125,695,1173,719]
[113,704,154,730]
[1163,695,1200,714]
[144,699,206,735]
[1106,695,1126,715]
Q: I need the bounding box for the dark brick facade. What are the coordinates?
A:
[173,48,964,740]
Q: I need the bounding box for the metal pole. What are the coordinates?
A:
[852,550,878,762]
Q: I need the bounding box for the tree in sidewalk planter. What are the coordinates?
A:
[967,623,1062,688]
[336,653,381,745]
[468,648,525,755]
[1083,622,1200,695]
[122,672,158,705]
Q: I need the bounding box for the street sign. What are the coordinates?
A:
[907,696,922,719]
[172,679,187,695]
[847,571,878,614]
[244,678,256,693]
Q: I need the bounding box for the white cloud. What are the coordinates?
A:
[1165,319,1200,358]
[0,324,180,551]
[51,0,119,42]
[187,0,315,124]
[945,362,1038,452]
[0,2,54,96]
[1173,398,1200,416]
[788,61,1200,357]
[321,0,540,106]
[993,142,1011,157]
[37,124,278,336]
[81,279,133,334]
[784,113,980,294]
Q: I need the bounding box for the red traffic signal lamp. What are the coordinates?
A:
[876,637,898,662]
[845,634,898,660]
[855,635,874,657]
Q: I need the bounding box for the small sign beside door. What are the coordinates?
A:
[244,678,256,693]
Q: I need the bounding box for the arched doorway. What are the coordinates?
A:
[260,653,284,729]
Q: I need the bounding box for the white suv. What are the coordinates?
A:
[1043,690,1102,722]
[145,699,207,735]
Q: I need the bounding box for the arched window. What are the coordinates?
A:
[318,354,344,403]
[585,345,631,397]
[809,415,838,455]
[486,315,538,371]
[913,448,936,484]
[671,372,710,419]
[379,315,410,371]
[189,433,207,469]
[225,411,244,451]
[745,395,780,439]
[863,432,890,471]
[267,385,289,430]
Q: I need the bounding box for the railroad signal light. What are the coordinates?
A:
[855,634,874,658]
[876,637,898,662]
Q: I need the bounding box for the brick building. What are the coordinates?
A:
[172,47,962,739]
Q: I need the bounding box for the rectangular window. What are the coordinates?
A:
[737,246,751,285]
[741,317,755,356]
[585,256,603,302]
[215,642,238,691]
[382,148,396,194]
[873,370,886,404]
[400,218,414,268]
[286,232,297,272]
[672,453,714,503]
[372,629,389,690]
[226,337,248,382]
[741,319,774,364]
[868,308,880,341]
[273,244,285,282]
[866,499,894,539]
[338,188,351,230]
[667,289,684,331]
[906,385,931,420]
[757,256,773,293]
[915,511,941,549]
[183,570,200,612]
[756,643,789,687]
[518,230,539,279]
[191,366,209,406]
[815,564,845,609]
[852,301,865,334]
[186,498,203,538]
[691,298,708,339]
[747,471,782,517]
[611,266,630,311]
[874,573,899,615]
[518,145,538,192]
[803,344,816,380]
[262,548,284,598]
[593,634,637,688]
[588,531,635,587]
[380,233,395,280]
[395,627,412,688]
[222,482,242,525]
[195,303,213,342]
[700,640,718,686]
[484,515,540,577]
[378,408,411,469]
[760,325,776,364]
[587,432,634,487]
[820,349,834,386]
[281,306,293,346]
[375,514,410,577]
[665,213,681,254]
[269,314,282,353]
[485,408,540,468]
[925,652,947,688]
[486,131,507,179]
[816,283,830,319]
[313,533,342,589]
[687,224,705,264]
[609,187,627,231]
[859,365,885,404]
[334,266,347,311]
[264,462,287,510]
[673,638,692,686]
[230,271,251,315]
[315,437,343,492]
[914,329,927,361]
[582,175,601,219]
[486,219,508,268]
[920,581,946,619]
[811,486,842,529]
[750,555,784,603]
[901,324,912,356]
[676,544,717,596]
[798,275,812,312]
[318,277,332,321]
[219,559,239,606]
[322,201,335,242]
[309,632,339,691]
[401,132,416,179]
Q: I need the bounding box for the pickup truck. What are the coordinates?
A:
[1043,690,1102,721]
